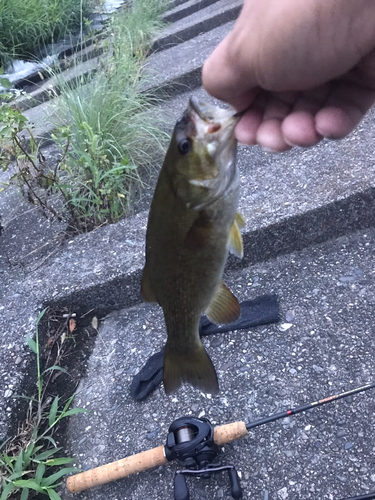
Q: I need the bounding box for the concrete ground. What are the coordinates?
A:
[62,226,375,500]
[1,0,375,499]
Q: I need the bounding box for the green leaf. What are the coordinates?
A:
[0,481,16,500]
[8,470,27,481]
[61,393,76,413]
[47,488,62,500]
[20,488,30,500]
[2,453,14,469]
[35,308,48,326]
[34,448,61,462]
[23,442,36,467]
[61,407,87,418]
[0,77,12,89]
[14,451,24,473]
[26,336,37,354]
[41,467,79,487]
[13,479,43,492]
[49,396,59,427]
[45,457,74,466]
[0,67,3,75]
[35,462,46,485]
[43,366,68,375]
[42,436,57,448]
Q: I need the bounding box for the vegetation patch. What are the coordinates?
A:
[0,309,96,500]
[0,0,168,232]
[0,0,94,68]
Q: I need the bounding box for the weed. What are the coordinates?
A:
[0,0,94,67]
[53,0,169,228]
[0,83,72,223]
[0,309,86,500]
[1,0,168,232]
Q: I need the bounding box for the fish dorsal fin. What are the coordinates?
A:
[205,282,241,325]
[228,218,244,259]
[141,263,157,303]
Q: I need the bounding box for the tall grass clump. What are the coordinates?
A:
[0,0,94,67]
[53,0,168,229]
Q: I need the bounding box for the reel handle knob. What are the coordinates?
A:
[228,468,242,499]
[174,473,189,500]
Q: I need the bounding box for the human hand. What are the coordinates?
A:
[202,0,375,152]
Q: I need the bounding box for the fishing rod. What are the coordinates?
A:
[66,381,375,499]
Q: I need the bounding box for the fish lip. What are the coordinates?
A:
[189,96,208,122]
[188,96,238,126]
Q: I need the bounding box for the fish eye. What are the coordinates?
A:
[177,138,192,155]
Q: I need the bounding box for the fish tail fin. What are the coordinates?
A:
[163,341,219,395]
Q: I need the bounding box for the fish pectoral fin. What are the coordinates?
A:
[228,219,243,259]
[141,264,157,303]
[163,342,219,395]
[205,282,241,324]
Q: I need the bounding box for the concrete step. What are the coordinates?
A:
[15,54,102,112]
[145,21,235,97]
[152,0,241,51]
[20,22,235,144]
[163,0,223,24]
[13,1,233,116]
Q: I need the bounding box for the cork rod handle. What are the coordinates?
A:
[66,445,167,493]
[66,421,248,494]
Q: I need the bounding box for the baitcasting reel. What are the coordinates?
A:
[165,416,242,500]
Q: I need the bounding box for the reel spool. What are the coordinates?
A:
[165,417,242,500]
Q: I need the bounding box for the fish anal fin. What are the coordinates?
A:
[228,220,243,259]
[205,282,241,325]
[163,342,219,395]
[235,212,245,228]
[141,264,157,303]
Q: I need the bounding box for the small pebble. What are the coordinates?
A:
[345,442,353,450]
[146,428,161,441]
[312,365,324,373]
[278,486,288,499]
[339,276,356,283]
[211,336,224,348]
[285,310,295,322]
[337,476,347,483]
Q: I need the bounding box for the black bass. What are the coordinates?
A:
[141,97,244,394]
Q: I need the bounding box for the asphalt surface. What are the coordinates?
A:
[62,226,375,500]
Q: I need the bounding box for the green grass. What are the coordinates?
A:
[0,0,94,67]
[52,0,168,229]
[0,309,86,500]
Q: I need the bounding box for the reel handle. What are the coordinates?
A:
[66,421,248,493]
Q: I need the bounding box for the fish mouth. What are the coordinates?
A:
[188,97,238,131]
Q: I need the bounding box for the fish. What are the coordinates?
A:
[141,97,244,395]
